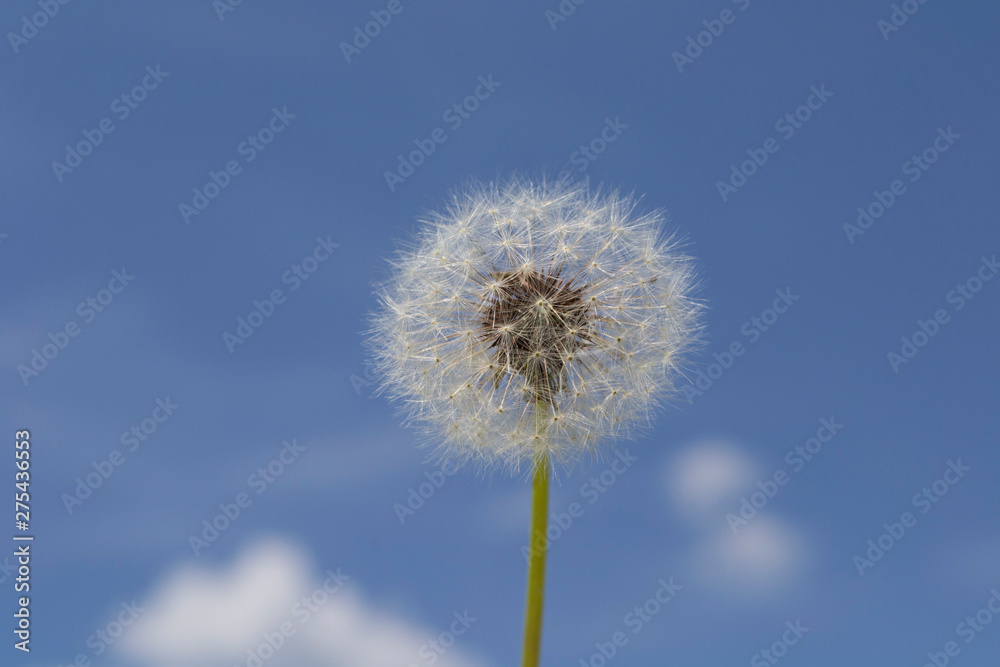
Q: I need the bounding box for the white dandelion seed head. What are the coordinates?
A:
[369,179,703,474]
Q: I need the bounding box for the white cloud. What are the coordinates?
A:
[664,438,808,597]
[691,517,806,596]
[666,438,758,519]
[116,537,489,667]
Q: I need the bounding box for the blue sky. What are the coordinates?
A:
[2,0,999,665]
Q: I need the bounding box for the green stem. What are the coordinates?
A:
[522,406,550,667]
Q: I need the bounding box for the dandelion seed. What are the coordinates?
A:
[370,178,702,472]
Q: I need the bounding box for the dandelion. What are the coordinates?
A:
[368,178,702,666]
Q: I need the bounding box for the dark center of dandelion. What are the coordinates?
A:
[479,268,595,403]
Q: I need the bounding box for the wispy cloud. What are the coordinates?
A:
[665,438,808,597]
[667,438,758,520]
